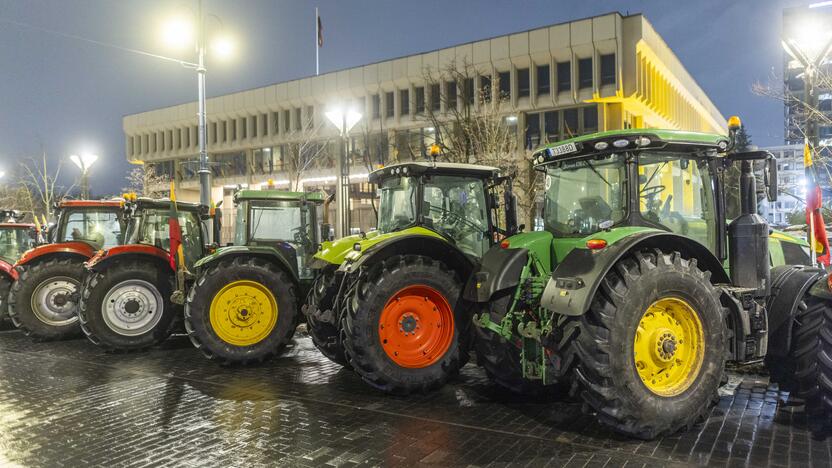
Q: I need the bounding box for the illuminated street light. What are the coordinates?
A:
[158,1,235,243]
[70,153,99,199]
[325,104,363,238]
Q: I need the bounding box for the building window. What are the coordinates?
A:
[463,78,474,105]
[372,94,381,119]
[430,84,441,111]
[283,110,291,133]
[563,108,579,136]
[212,152,246,178]
[578,57,593,89]
[250,116,257,138]
[211,122,218,144]
[306,106,314,128]
[583,106,598,132]
[385,91,394,118]
[600,53,616,86]
[480,75,492,102]
[544,111,558,142]
[526,113,541,149]
[556,61,571,92]
[537,64,550,96]
[446,81,457,109]
[400,89,410,116]
[517,68,530,98]
[261,113,268,136]
[498,71,510,99]
[230,120,237,141]
[294,108,302,131]
[272,112,279,134]
[415,87,425,114]
[241,118,247,139]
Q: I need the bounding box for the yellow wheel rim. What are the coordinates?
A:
[209,280,278,347]
[633,297,704,397]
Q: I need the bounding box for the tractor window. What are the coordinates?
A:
[422,176,489,257]
[638,152,716,251]
[248,201,303,243]
[544,154,627,236]
[0,227,35,262]
[132,209,203,268]
[378,177,417,234]
[61,210,123,250]
[234,201,248,245]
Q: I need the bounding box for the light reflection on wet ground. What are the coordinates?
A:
[0,329,828,467]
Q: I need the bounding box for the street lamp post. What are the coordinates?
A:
[782,30,832,149]
[70,154,98,199]
[325,106,362,238]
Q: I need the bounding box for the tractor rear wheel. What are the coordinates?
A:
[809,304,832,420]
[304,267,350,367]
[341,255,469,394]
[0,274,12,330]
[474,292,548,395]
[765,297,827,397]
[567,249,726,439]
[78,260,176,351]
[8,258,83,340]
[185,257,298,365]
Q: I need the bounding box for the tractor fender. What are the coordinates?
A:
[462,245,528,302]
[85,244,172,273]
[540,231,729,316]
[15,241,97,268]
[195,245,300,284]
[0,259,18,281]
[341,234,477,281]
[766,265,827,358]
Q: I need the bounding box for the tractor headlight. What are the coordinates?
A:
[353,242,362,252]
[612,139,630,148]
[594,141,609,150]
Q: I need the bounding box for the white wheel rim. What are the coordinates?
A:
[31,276,80,326]
[101,279,164,337]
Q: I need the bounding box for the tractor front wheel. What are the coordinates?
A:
[567,249,726,439]
[78,260,176,351]
[341,255,468,394]
[185,257,298,365]
[8,258,83,340]
[304,267,350,367]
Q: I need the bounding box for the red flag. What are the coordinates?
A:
[168,182,183,271]
[805,143,830,266]
[317,15,323,47]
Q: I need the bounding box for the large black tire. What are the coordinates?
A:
[0,273,12,330]
[475,292,549,395]
[304,266,350,367]
[765,297,826,397]
[566,249,726,439]
[184,257,299,365]
[809,304,832,420]
[341,255,469,394]
[8,258,84,340]
[78,260,177,352]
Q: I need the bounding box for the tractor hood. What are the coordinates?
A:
[312,227,445,268]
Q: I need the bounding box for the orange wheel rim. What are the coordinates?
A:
[378,285,455,369]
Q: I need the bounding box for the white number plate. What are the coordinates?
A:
[551,142,578,156]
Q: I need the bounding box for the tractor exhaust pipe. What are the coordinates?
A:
[727,157,770,297]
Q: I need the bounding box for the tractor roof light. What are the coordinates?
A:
[718,140,729,152]
[612,139,630,148]
[353,242,362,252]
[594,141,609,150]
[727,115,742,130]
[635,136,651,147]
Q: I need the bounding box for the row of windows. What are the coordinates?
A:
[525,105,599,149]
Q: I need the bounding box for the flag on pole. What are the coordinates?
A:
[168,181,185,271]
[804,142,830,266]
[317,14,323,47]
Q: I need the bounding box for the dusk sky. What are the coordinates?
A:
[0,0,815,194]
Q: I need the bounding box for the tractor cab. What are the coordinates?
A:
[47,200,126,251]
[231,190,325,280]
[0,210,36,265]
[120,197,206,270]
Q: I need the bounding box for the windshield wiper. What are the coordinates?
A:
[584,160,612,188]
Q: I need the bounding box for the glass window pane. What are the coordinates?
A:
[498,71,511,99]
[537,64,550,95]
[62,210,124,250]
[557,61,571,92]
[578,57,593,89]
[600,53,616,86]
[422,176,489,257]
[517,68,530,97]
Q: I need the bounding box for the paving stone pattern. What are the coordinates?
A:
[0,329,829,467]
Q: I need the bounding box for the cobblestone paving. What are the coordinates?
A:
[0,328,829,467]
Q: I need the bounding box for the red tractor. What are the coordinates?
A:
[8,200,126,340]
[0,211,37,329]
[79,196,209,351]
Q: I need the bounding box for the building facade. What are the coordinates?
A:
[759,144,806,226]
[123,12,727,236]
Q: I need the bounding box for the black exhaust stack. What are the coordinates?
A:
[727,158,770,297]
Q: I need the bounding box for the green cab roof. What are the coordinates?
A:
[234,189,325,204]
[369,161,500,183]
[134,197,202,212]
[533,129,730,166]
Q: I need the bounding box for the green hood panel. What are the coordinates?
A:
[195,245,280,269]
[342,227,444,263]
[551,226,663,264]
[770,229,809,247]
[313,227,445,266]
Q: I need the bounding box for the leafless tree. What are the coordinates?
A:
[284,116,332,191]
[17,152,73,220]
[123,164,167,197]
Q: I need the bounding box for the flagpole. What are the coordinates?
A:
[807,138,818,267]
[315,7,319,76]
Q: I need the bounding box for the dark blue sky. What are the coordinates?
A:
[0,0,812,194]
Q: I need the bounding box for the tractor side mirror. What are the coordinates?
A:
[505,193,519,236]
[766,157,778,202]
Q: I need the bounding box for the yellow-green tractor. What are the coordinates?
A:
[465,118,832,438]
[304,162,517,394]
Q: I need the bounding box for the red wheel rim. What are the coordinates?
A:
[378,285,455,368]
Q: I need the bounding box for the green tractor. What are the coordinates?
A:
[304,162,517,394]
[184,190,325,364]
[466,119,830,438]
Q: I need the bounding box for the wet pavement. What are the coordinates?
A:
[0,329,829,468]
